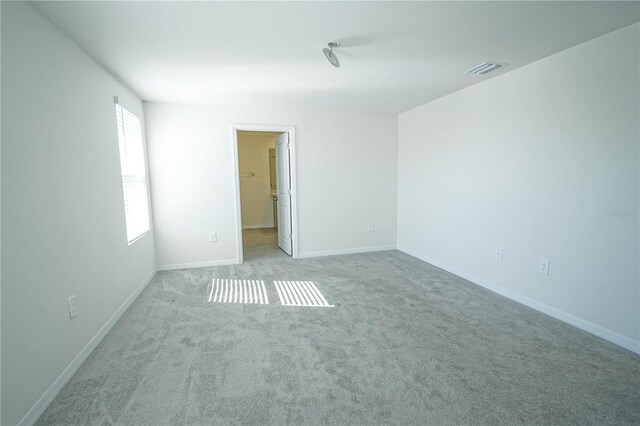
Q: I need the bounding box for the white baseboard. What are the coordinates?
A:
[242,225,275,230]
[19,268,157,426]
[397,246,640,355]
[297,245,396,259]
[156,258,240,271]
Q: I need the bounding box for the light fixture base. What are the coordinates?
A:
[323,42,341,68]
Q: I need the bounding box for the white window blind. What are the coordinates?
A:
[115,102,150,244]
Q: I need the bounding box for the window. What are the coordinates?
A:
[115,101,150,244]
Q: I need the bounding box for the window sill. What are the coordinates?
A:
[127,230,150,246]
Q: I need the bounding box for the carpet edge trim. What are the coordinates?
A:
[297,245,396,259]
[157,258,240,271]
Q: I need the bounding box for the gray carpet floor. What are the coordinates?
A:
[37,248,640,425]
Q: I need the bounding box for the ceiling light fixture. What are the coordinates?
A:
[323,42,340,68]
[466,62,504,75]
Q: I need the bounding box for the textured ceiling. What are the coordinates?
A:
[33,1,640,114]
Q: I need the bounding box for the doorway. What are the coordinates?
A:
[232,125,298,263]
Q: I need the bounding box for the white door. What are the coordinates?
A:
[275,133,292,255]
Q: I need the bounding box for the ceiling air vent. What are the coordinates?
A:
[466,62,503,75]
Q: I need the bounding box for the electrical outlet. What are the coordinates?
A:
[538,258,550,275]
[209,232,217,243]
[68,295,78,319]
[495,246,503,261]
[367,223,375,232]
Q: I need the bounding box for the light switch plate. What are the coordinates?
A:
[539,258,550,275]
[495,246,503,261]
[68,295,78,319]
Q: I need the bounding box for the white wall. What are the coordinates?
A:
[1,3,157,424]
[397,23,640,352]
[238,133,276,229]
[145,103,398,268]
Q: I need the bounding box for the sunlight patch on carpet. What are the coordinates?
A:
[208,279,269,304]
[274,281,334,307]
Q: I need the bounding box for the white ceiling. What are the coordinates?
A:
[33,1,639,114]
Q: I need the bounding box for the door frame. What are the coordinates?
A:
[231,124,299,263]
